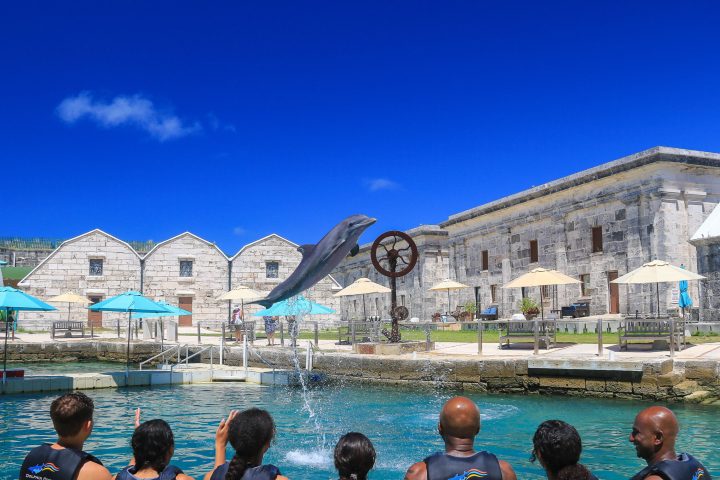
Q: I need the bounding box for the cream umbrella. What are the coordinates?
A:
[503,268,581,319]
[217,286,267,322]
[611,260,705,315]
[334,277,391,319]
[429,279,471,317]
[48,292,90,322]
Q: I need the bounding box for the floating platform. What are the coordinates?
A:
[0,365,299,395]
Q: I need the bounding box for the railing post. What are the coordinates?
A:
[220,324,225,366]
[243,335,248,374]
[477,320,483,355]
[425,323,431,352]
[306,341,312,371]
[90,322,94,339]
[597,318,603,357]
[117,319,121,338]
[670,317,675,358]
[197,323,201,345]
[533,319,539,355]
[280,321,285,346]
[210,347,214,370]
[314,322,319,348]
[351,321,356,344]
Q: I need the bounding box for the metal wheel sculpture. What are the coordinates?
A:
[370,231,418,342]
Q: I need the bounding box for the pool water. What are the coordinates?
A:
[0,383,716,479]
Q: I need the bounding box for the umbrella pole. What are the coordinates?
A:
[656,283,660,316]
[447,289,451,316]
[362,294,367,321]
[126,311,131,378]
[67,303,71,322]
[3,307,8,385]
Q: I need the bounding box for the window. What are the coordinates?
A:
[580,274,590,296]
[530,240,538,263]
[592,226,603,253]
[179,260,193,277]
[266,261,279,278]
[481,250,489,271]
[89,259,103,276]
[490,284,498,303]
[400,295,406,306]
[541,285,551,299]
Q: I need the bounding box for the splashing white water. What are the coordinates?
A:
[284,448,332,467]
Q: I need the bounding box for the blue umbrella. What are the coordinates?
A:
[89,291,171,373]
[252,295,335,316]
[0,287,57,383]
[131,301,191,319]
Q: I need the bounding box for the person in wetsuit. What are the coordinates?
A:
[629,406,711,480]
[404,396,517,480]
[203,409,289,480]
[18,392,112,480]
[531,420,597,480]
[334,432,376,480]
[115,418,194,480]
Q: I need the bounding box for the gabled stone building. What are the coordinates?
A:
[335,147,720,319]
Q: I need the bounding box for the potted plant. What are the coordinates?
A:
[518,297,540,319]
[463,301,477,321]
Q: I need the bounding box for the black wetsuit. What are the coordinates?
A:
[116,465,183,480]
[631,453,711,480]
[209,462,281,480]
[424,451,503,480]
[19,444,103,480]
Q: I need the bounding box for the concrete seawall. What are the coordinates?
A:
[2,341,720,404]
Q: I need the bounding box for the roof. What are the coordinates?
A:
[691,203,720,244]
[18,229,142,286]
[143,232,229,260]
[230,233,299,261]
[441,146,720,228]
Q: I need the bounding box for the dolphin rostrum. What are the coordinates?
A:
[252,214,376,308]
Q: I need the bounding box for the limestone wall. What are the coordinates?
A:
[18,231,141,330]
[230,235,341,324]
[143,234,230,327]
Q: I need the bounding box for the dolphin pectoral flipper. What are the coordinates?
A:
[349,244,359,257]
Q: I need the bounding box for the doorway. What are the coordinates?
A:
[178,296,193,326]
[88,296,102,327]
[608,271,619,314]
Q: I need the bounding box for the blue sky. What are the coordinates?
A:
[2,1,720,254]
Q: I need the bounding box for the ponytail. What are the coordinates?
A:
[223,409,276,480]
[225,452,248,480]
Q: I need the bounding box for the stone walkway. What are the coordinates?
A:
[6,327,720,363]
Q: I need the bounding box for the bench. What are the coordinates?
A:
[499,316,557,349]
[223,321,256,342]
[561,302,590,318]
[338,317,381,344]
[478,306,498,321]
[618,318,685,351]
[52,321,85,339]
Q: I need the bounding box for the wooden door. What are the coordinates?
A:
[88,296,103,327]
[178,297,193,326]
[608,271,620,314]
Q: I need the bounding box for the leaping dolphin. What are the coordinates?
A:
[252,214,376,308]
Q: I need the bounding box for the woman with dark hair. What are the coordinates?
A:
[203,409,288,480]
[116,419,193,480]
[531,420,597,480]
[334,432,376,480]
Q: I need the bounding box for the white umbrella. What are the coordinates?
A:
[611,260,705,315]
[503,267,580,319]
[334,277,391,319]
[48,292,90,322]
[217,286,266,321]
[429,279,471,316]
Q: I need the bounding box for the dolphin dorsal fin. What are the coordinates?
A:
[297,244,316,258]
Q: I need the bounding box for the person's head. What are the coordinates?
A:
[50,392,94,441]
[334,432,376,480]
[531,420,592,480]
[225,408,276,480]
[629,406,679,462]
[438,396,481,443]
[131,420,175,472]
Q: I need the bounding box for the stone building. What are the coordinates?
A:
[18,230,142,330]
[230,234,342,319]
[335,147,720,320]
[142,232,230,327]
[18,230,342,330]
[690,204,720,322]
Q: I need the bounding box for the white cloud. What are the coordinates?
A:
[208,113,237,133]
[233,226,247,236]
[57,92,201,141]
[364,178,400,192]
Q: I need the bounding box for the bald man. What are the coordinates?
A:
[405,396,517,480]
[629,406,711,480]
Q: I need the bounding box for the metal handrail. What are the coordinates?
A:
[139,344,183,370]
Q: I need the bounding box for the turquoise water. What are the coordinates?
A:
[0,383,716,479]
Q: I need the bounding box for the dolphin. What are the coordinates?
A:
[252,214,376,308]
